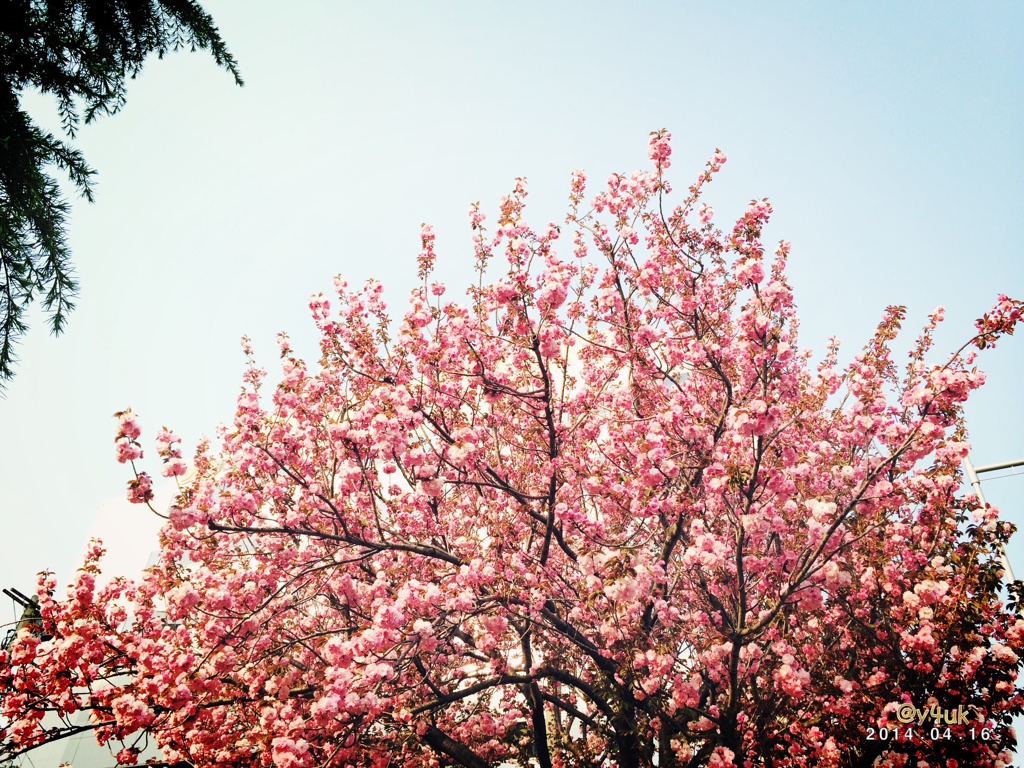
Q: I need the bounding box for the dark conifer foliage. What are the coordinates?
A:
[0,0,242,388]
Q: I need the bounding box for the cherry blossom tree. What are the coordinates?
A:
[3,132,1024,768]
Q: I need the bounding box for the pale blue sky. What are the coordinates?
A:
[2,2,1022,605]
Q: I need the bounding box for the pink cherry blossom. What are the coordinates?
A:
[2,131,1021,768]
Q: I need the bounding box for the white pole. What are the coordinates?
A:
[964,456,1024,582]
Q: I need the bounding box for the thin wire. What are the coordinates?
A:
[982,469,1024,483]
